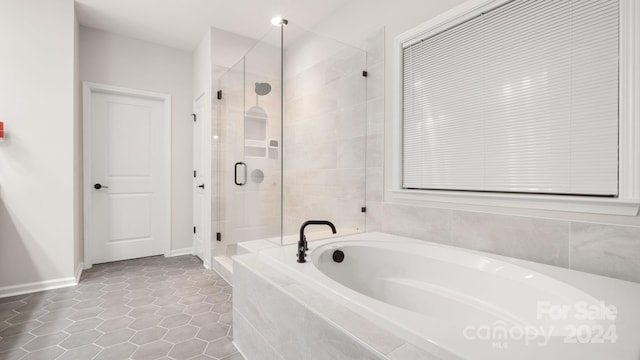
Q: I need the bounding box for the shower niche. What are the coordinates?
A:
[244,82,278,159]
[212,20,367,273]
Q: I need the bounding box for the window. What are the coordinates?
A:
[393,0,640,215]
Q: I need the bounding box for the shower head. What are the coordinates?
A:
[255,82,272,96]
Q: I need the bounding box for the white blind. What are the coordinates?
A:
[402,0,619,196]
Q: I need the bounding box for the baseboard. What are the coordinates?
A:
[203,259,211,270]
[75,262,84,284]
[167,247,194,257]
[0,276,78,299]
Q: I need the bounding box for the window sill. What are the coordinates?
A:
[389,189,640,216]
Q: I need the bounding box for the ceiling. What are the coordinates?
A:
[75,0,351,51]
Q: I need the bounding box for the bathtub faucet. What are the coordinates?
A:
[297,220,337,263]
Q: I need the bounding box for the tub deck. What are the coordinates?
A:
[233,232,640,360]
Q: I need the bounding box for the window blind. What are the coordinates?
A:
[402,0,619,196]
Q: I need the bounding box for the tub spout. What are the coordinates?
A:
[297,220,337,263]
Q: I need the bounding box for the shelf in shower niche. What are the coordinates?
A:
[245,146,266,158]
[245,106,267,141]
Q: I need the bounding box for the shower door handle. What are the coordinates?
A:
[234,162,247,186]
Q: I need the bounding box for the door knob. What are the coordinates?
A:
[197,184,205,189]
[94,183,109,190]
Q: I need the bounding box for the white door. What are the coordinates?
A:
[84,83,170,266]
[193,94,205,260]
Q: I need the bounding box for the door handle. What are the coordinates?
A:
[234,162,247,186]
[197,184,205,189]
[94,183,109,190]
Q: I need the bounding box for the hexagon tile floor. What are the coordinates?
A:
[0,255,244,360]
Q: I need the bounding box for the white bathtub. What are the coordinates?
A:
[255,232,640,359]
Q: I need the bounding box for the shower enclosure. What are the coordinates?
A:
[212,21,368,270]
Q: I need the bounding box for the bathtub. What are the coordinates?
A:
[235,232,640,359]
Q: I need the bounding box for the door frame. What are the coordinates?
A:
[192,91,212,269]
[82,82,172,269]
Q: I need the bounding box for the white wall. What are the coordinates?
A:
[193,29,212,98]
[311,0,640,283]
[0,0,77,288]
[80,26,194,251]
[211,27,259,83]
[74,9,83,274]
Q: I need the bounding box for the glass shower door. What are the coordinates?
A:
[237,27,283,244]
[216,27,283,256]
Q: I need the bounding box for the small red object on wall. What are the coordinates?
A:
[0,121,4,141]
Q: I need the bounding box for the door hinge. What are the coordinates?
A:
[193,170,197,178]
[216,232,222,241]
[362,70,368,77]
[361,207,367,213]
[192,113,196,122]
[217,90,222,100]
[193,226,196,234]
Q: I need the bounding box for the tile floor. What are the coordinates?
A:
[0,255,244,360]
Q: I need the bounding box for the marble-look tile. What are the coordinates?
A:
[367,96,384,135]
[387,343,441,360]
[233,310,284,360]
[382,204,452,244]
[366,134,384,168]
[365,201,384,232]
[570,222,640,283]
[337,136,366,169]
[451,211,570,267]
[234,257,386,360]
[285,283,404,355]
[366,61,385,101]
[366,167,384,202]
[281,36,368,239]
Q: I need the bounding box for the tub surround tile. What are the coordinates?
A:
[387,343,441,360]
[366,134,384,168]
[570,222,640,283]
[365,201,384,232]
[382,204,451,244]
[233,310,284,360]
[285,283,404,355]
[369,201,640,283]
[234,256,389,360]
[366,96,384,135]
[282,39,368,241]
[365,61,385,101]
[366,167,384,202]
[450,211,570,267]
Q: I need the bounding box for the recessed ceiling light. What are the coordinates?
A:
[271,16,288,26]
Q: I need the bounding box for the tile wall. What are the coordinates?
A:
[282,34,368,236]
